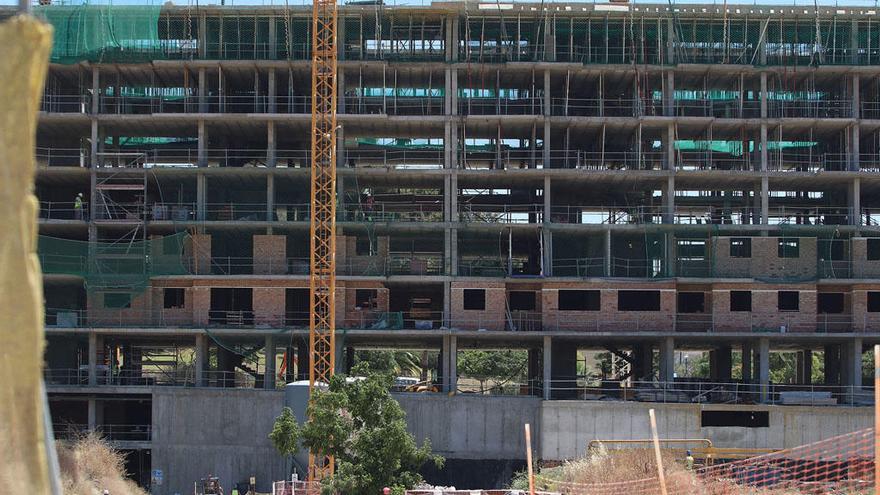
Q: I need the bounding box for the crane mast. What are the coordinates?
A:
[307,0,338,483]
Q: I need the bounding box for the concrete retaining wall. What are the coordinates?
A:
[150,388,286,495]
[540,401,872,460]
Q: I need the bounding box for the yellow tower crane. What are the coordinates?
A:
[307,0,339,484]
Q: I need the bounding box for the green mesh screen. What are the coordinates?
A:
[39,232,190,293]
[35,5,162,64]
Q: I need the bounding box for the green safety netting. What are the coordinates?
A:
[38,232,190,294]
[35,4,162,64]
[105,86,192,100]
[103,136,197,146]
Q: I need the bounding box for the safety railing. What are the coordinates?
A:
[39,201,88,221]
[36,147,88,167]
[458,203,544,223]
[677,151,755,171]
[343,42,445,62]
[455,378,542,397]
[92,202,146,222]
[98,95,312,114]
[857,153,880,172]
[457,259,508,277]
[387,253,445,276]
[769,99,853,119]
[561,150,666,171]
[458,96,544,116]
[273,480,319,495]
[552,97,643,117]
[862,101,880,120]
[552,258,606,277]
[549,205,664,225]
[340,201,444,222]
[343,148,444,169]
[40,94,89,113]
[343,95,445,116]
[546,378,873,406]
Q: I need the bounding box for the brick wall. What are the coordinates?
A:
[343,235,389,275]
[540,282,675,332]
[253,235,286,275]
[450,281,506,331]
[186,234,212,275]
[253,287,286,327]
[852,238,880,278]
[342,282,389,329]
[713,236,817,280]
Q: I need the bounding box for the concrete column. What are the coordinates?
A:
[267,121,277,168]
[543,336,552,400]
[664,71,674,117]
[849,179,861,225]
[543,70,551,116]
[760,124,768,172]
[760,72,768,118]
[264,336,277,390]
[198,13,207,58]
[663,175,675,224]
[710,345,733,381]
[197,120,208,167]
[633,344,653,381]
[266,173,275,222]
[269,20,277,60]
[195,333,207,386]
[267,69,277,113]
[666,18,675,64]
[443,280,452,325]
[741,342,752,382]
[543,176,551,223]
[543,121,551,168]
[659,337,675,382]
[760,176,769,226]
[665,123,675,169]
[796,349,812,385]
[542,229,552,277]
[441,335,451,392]
[824,344,841,385]
[88,332,98,386]
[757,337,770,402]
[90,66,100,115]
[334,336,345,375]
[604,228,612,277]
[448,335,457,394]
[445,16,458,62]
[196,173,207,222]
[337,69,346,114]
[198,67,207,113]
[852,73,860,119]
[87,399,97,431]
[848,338,863,392]
[89,120,99,168]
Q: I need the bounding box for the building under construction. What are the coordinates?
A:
[16,0,880,491]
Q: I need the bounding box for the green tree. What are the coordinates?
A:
[457,350,527,392]
[269,364,443,495]
[269,407,302,475]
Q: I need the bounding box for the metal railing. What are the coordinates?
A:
[41,94,89,113]
[343,95,445,116]
[51,422,152,441]
[547,378,873,406]
[340,201,444,222]
[458,96,543,116]
[458,203,544,223]
[39,201,88,221]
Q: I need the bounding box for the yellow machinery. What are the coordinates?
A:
[587,439,779,466]
[307,0,339,484]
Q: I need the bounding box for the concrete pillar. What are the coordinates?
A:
[543,176,551,222]
[757,338,770,402]
[824,344,841,386]
[543,70,551,116]
[848,338,863,392]
[296,338,309,381]
[633,344,653,381]
[195,333,207,386]
[760,124,768,172]
[849,179,861,225]
[760,176,769,226]
[741,342,752,382]
[604,228,612,277]
[543,121,551,169]
[542,229,552,277]
[198,67,207,112]
[267,121,277,167]
[663,175,675,223]
[267,69,277,113]
[760,72,768,118]
[802,349,812,385]
[88,332,98,386]
[198,120,208,167]
[448,335,457,394]
[665,123,675,169]
[666,18,675,64]
[441,335,451,392]
[90,66,100,115]
[664,71,674,117]
[710,345,733,381]
[264,336,276,390]
[550,339,577,400]
[543,336,552,400]
[87,399,97,431]
[266,173,275,222]
[196,173,207,222]
[659,337,675,382]
[334,336,345,375]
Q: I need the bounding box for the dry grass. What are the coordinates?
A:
[531,448,870,495]
[56,433,147,495]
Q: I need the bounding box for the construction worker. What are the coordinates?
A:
[74,193,84,220]
[685,449,695,470]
